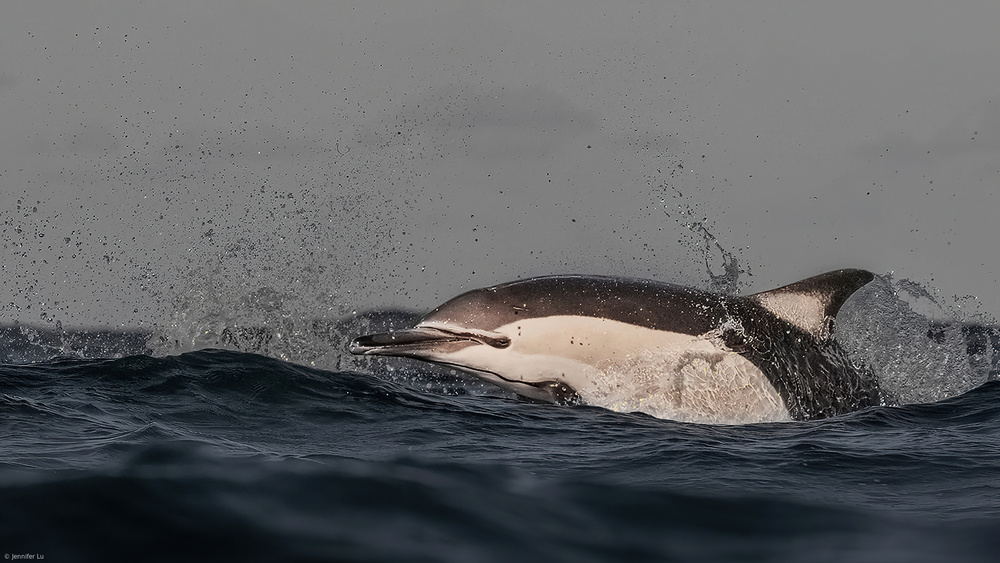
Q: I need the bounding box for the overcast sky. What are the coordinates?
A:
[1,1,998,329]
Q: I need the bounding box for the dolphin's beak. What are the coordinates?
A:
[349,325,510,356]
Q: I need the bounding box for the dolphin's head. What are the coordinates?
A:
[349,281,584,404]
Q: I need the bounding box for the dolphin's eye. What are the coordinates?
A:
[479,334,511,349]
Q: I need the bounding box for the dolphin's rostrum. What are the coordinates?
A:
[351,269,882,424]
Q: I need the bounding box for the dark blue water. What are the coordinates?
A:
[3,341,1000,561]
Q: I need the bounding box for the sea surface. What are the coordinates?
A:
[2,279,1000,562]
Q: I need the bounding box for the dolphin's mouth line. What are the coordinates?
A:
[422,325,512,349]
[349,325,510,355]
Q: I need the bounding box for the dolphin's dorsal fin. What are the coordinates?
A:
[749,269,875,340]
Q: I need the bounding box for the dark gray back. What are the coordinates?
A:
[422,275,729,336]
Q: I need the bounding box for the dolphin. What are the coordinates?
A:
[350,269,882,423]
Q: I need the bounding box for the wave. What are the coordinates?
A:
[3,423,999,562]
[3,350,1000,561]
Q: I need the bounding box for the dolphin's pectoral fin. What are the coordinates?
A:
[536,381,581,405]
[750,269,875,340]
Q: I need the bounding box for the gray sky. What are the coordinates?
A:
[2,1,998,329]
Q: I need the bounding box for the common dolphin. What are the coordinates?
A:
[350,269,882,423]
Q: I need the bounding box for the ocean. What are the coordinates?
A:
[2,276,1000,562]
